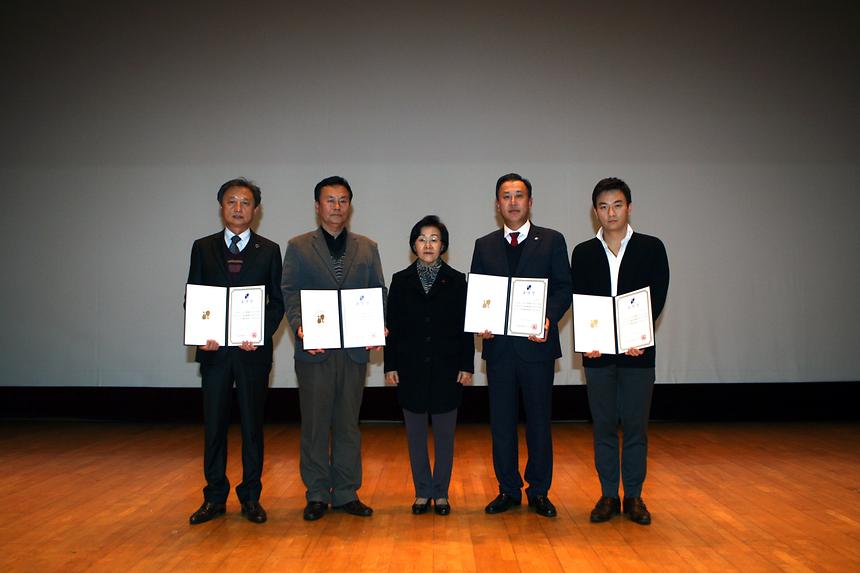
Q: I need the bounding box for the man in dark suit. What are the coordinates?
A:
[281,176,387,521]
[571,177,669,526]
[186,178,284,525]
[470,173,572,518]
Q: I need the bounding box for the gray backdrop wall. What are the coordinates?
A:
[2,1,858,388]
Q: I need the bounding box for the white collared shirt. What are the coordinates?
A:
[224,228,251,253]
[504,219,531,245]
[597,224,633,296]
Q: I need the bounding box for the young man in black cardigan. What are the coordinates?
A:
[570,177,669,526]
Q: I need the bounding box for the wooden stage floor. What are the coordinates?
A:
[1,421,858,572]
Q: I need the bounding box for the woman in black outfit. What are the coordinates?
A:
[384,215,474,515]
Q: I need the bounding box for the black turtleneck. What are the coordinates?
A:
[321,227,348,257]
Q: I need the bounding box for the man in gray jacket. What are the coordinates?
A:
[281,176,387,521]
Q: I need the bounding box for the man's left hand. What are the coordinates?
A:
[239,341,258,351]
[624,347,644,357]
[528,318,551,343]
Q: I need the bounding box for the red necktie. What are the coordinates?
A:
[510,232,519,246]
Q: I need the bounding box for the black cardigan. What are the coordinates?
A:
[384,261,475,413]
[570,232,669,368]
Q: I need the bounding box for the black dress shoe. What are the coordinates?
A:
[333,499,373,517]
[412,498,431,514]
[623,497,651,525]
[303,501,328,521]
[484,493,521,514]
[240,500,267,523]
[434,499,451,516]
[589,496,621,523]
[528,495,557,518]
[189,501,226,525]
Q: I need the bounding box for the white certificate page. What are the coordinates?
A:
[341,287,386,348]
[615,286,654,352]
[572,293,617,354]
[464,273,509,335]
[300,290,342,350]
[506,278,548,338]
[228,285,265,346]
[184,284,227,346]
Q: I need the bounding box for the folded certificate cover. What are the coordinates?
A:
[572,286,653,354]
[465,274,548,338]
[184,284,266,347]
[300,288,386,350]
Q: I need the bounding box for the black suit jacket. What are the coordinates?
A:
[470,224,572,363]
[187,230,285,365]
[570,232,669,368]
[384,261,475,413]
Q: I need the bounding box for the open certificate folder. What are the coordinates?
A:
[464,274,549,337]
[300,288,386,349]
[573,286,653,354]
[184,284,266,347]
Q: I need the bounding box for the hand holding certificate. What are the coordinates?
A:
[185,284,266,347]
[573,286,653,354]
[465,274,549,339]
[299,287,386,350]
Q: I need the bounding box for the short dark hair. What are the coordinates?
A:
[592,177,631,207]
[217,178,261,206]
[314,175,353,202]
[495,173,532,199]
[409,215,449,255]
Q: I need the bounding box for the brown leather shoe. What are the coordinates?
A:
[189,501,226,525]
[622,497,651,525]
[589,496,620,523]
